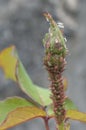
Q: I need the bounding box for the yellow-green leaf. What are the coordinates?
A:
[0,97,31,125]
[0,46,51,106]
[0,107,46,130]
[66,110,86,123]
[0,46,17,81]
[0,97,46,129]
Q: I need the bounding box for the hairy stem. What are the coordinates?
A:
[43,12,68,130]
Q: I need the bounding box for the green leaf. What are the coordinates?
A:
[0,97,46,129]
[16,61,52,106]
[0,46,52,107]
[16,62,42,105]
[35,85,51,106]
[64,98,78,110]
[66,110,86,123]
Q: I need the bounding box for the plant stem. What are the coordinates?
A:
[58,122,65,130]
[43,117,50,130]
[43,13,68,130]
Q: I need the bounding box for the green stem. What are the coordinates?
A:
[58,122,65,130]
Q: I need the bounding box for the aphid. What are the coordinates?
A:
[64,37,67,42]
[57,22,64,29]
[57,22,64,34]
[57,22,67,43]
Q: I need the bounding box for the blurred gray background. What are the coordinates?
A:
[0,0,86,130]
